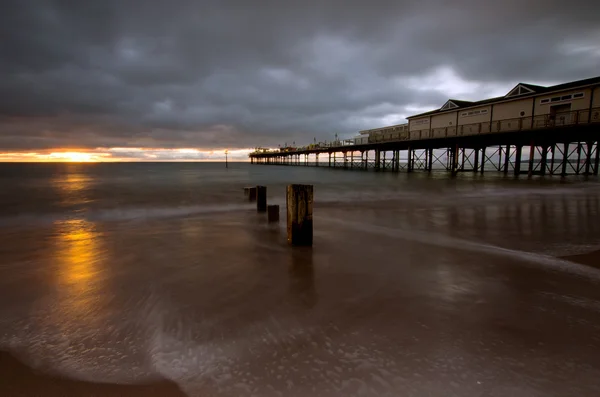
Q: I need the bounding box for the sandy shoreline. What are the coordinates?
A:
[0,351,186,397]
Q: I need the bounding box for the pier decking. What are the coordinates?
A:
[250,77,600,176]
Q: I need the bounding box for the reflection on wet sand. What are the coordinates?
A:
[53,219,104,324]
[289,247,317,309]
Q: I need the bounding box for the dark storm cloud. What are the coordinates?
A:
[1,0,599,151]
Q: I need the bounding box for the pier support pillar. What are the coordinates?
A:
[407,148,413,172]
[540,145,549,176]
[257,186,267,212]
[287,184,313,246]
[503,145,510,174]
[375,150,381,171]
[576,143,582,175]
[514,145,522,176]
[365,151,369,170]
[561,143,569,177]
[594,141,600,176]
[480,147,486,174]
[473,148,479,172]
[427,148,433,172]
[585,142,593,175]
[451,145,459,175]
[528,142,535,178]
[328,152,331,167]
[316,153,319,167]
[343,152,348,169]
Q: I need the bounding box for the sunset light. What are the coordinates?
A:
[0,148,253,162]
[48,152,100,162]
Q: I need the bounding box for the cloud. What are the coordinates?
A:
[1,0,599,154]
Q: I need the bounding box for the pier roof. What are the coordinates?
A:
[408,75,600,119]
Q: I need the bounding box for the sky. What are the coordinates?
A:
[1,0,599,161]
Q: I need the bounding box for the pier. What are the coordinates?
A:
[250,77,600,176]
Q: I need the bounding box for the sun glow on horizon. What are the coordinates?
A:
[0,147,254,162]
[48,152,102,162]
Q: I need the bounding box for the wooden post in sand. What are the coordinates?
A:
[257,185,267,212]
[267,205,279,222]
[287,184,313,246]
[247,187,257,202]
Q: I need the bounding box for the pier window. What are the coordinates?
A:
[460,109,488,118]
[540,92,584,105]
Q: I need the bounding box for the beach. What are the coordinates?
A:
[1,162,600,396]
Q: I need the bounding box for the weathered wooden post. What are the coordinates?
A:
[257,185,267,212]
[287,184,313,246]
[268,205,279,222]
[248,187,257,201]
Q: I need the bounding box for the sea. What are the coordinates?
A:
[0,162,600,396]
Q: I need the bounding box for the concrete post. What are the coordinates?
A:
[257,185,267,212]
[287,184,313,246]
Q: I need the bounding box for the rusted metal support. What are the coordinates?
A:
[350,151,354,169]
[594,141,600,176]
[407,148,413,172]
[257,185,267,212]
[473,147,479,172]
[287,184,313,246]
[503,145,510,174]
[328,152,331,167]
[550,145,556,174]
[375,149,381,171]
[576,143,582,174]
[364,151,368,170]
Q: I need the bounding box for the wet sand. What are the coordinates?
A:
[0,351,186,397]
[1,164,600,396]
[563,250,600,268]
